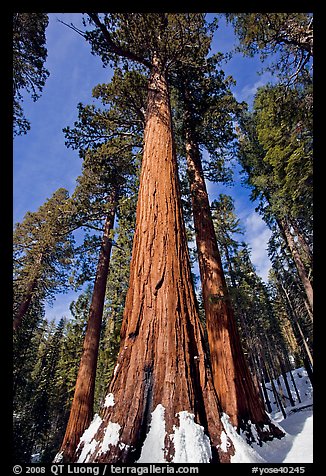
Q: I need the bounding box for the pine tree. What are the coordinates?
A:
[211,196,303,416]
[13,188,75,331]
[29,318,67,462]
[95,192,137,410]
[267,246,313,381]
[55,286,93,411]
[13,302,47,462]
[237,84,313,313]
[58,188,117,461]
[13,316,67,463]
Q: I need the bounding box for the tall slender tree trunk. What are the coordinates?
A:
[184,127,283,441]
[304,299,313,323]
[278,218,313,313]
[262,353,287,420]
[286,359,302,404]
[253,354,272,414]
[290,219,313,269]
[278,357,295,407]
[223,243,268,410]
[73,56,234,464]
[56,190,117,463]
[278,279,313,370]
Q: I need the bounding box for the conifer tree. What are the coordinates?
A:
[13,316,67,463]
[13,302,47,462]
[57,69,142,461]
[95,192,137,410]
[28,318,67,462]
[225,13,313,85]
[63,13,236,463]
[13,13,50,135]
[172,59,282,440]
[267,247,313,380]
[237,84,313,313]
[54,286,93,411]
[211,195,302,414]
[13,188,75,331]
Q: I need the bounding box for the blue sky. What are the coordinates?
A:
[13,13,275,322]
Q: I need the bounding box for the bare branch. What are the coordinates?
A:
[56,18,87,38]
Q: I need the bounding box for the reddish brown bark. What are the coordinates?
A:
[74,57,234,464]
[57,191,117,463]
[184,131,284,441]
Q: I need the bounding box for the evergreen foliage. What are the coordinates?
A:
[239,84,312,228]
[225,13,313,85]
[211,193,306,413]
[12,12,313,463]
[13,188,76,330]
[94,193,137,409]
[13,13,50,135]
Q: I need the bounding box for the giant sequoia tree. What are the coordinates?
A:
[57,70,143,462]
[172,59,282,440]
[57,13,239,464]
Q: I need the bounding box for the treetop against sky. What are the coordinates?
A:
[14,13,277,321]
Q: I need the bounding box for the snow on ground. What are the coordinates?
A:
[254,405,313,463]
[171,411,212,463]
[137,404,167,463]
[248,367,313,463]
[220,413,266,463]
[73,367,312,463]
[206,366,313,463]
[265,367,313,414]
[137,367,313,464]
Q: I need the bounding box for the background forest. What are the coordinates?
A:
[13,12,313,464]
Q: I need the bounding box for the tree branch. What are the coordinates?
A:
[87,13,152,69]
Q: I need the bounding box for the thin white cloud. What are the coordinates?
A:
[244,212,272,282]
[236,73,274,105]
[44,289,83,323]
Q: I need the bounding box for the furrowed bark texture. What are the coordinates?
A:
[57,192,117,463]
[75,58,233,463]
[184,132,284,441]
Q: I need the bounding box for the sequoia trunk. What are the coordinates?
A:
[56,190,117,462]
[184,130,283,441]
[73,57,234,464]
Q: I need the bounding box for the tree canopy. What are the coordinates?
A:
[13,13,49,135]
